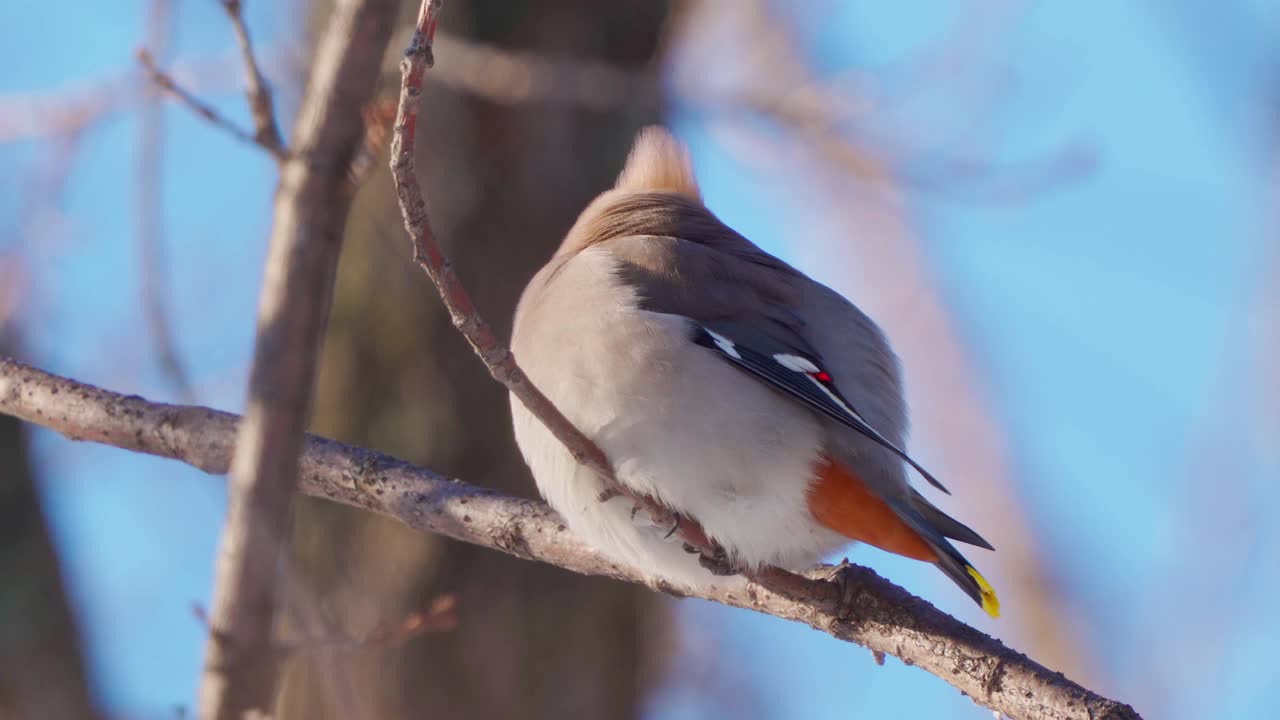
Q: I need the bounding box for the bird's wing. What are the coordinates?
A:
[597,221,947,494]
[688,319,950,495]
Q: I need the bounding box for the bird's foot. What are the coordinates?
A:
[815,559,861,619]
[663,514,682,539]
[696,542,739,576]
[679,540,738,575]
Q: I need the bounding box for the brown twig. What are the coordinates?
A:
[388,0,668,521]
[275,558,367,718]
[278,594,458,655]
[137,49,285,160]
[0,81,130,142]
[383,3,1141,718]
[390,1,722,570]
[219,0,285,154]
[195,1,398,718]
[0,356,1141,720]
[0,44,294,144]
[344,98,397,191]
[192,595,455,656]
[419,28,660,110]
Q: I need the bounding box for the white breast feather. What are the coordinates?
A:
[510,248,848,589]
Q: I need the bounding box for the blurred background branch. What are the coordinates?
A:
[220,0,285,155]
[268,1,686,717]
[138,49,288,160]
[0,0,1274,718]
[196,0,397,717]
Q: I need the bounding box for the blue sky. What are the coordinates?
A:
[3,2,1277,718]
[665,2,1278,718]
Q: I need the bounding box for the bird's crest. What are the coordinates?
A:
[615,126,701,201]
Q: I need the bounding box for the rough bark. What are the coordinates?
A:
[0,356,1143,720]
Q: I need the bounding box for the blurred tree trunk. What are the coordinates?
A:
[0,340,96,720]
[278,3,676,718]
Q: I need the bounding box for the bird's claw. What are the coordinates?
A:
[819,559,860,619]
[664,514,681,539]
[697,543,738,576]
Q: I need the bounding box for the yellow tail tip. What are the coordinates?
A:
[966,565,1001,619]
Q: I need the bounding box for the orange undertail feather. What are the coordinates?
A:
[807,456,938,563]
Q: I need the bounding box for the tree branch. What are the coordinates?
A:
[219,0,285,155]
[390,0,726,566]
[382,3,1138,718]
[389,0,619,498]
[0,357,1140,720]
[137,49,285,160]
[196,1,397,718]
[391,1,739,578]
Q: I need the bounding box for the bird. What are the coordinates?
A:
[509,126,999,618]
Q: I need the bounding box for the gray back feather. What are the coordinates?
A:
[563,191,914,502]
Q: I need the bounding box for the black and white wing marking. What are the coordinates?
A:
[692,324,950,495]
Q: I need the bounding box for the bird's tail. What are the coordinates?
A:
[809,458,1000,617]
[897,492,1000,618]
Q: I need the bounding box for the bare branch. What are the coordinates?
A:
[195,1,398,717]
[389,2,620,508]
[275,594,458,655]
[0,357,1141,720]
[382,6,1137,717]
[344,98,397,191]
[390,0,728,571]
[137,49,285,160]
[193,595,456,657]
[219,0,285,154]
[0,83,127,142]
[416,28,660,110]
[0,44,292,144]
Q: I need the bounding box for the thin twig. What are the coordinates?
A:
[384,4,1140,718]
[0,356,1142,720]
[344,98,397,192]
[137,49,285,160]
[388,0,702,555]
[414,28,661,110]
[276,556,367,718]
[195,1,398,718]
[192,595,455,657]
[0,44,292,143]
[277,594,458,655]
[384,0,866,614]
[219,0,285,154]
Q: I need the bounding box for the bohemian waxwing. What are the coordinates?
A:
[509,126,999,617]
